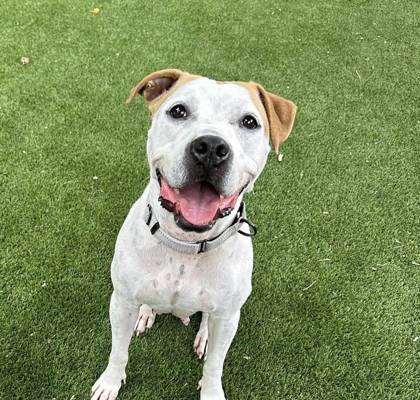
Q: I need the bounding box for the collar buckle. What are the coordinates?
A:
[197,240,208,254]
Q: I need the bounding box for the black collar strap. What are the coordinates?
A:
[143,202,257,254]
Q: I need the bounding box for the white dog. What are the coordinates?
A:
[91,69,296,400]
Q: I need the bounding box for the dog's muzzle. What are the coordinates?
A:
[155,135,239,232]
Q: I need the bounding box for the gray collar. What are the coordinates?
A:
[143,202,256,254]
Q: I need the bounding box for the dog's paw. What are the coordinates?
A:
[198,378,226,400]
[91,370,125,400]
[194,326,208,360]
[134,304,156,336]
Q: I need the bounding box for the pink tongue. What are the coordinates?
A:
[178,182,221,226]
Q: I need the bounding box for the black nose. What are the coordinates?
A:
[190,135,231,168]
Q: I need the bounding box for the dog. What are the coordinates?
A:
[91,69,297,400]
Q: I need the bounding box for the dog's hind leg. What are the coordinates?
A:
[134,304,156,336]
[194,312,209,359]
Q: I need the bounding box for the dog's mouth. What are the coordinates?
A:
[156,170,241,231]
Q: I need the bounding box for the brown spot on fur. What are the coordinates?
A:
[179,264,185,275]
[237,81,297,154]
[126,69,199,114]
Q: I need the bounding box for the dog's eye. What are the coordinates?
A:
[168,104,188,119]
[241,115,259,130]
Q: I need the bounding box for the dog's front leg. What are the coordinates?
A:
[91,291,138,400]
[199,311,240,400]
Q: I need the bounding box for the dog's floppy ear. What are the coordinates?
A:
[126,69,197,111]
[255,84,297,154]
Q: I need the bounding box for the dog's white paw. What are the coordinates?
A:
[198,378,226,400]
[91,370,125,400]
[134,304,156,336]
[194,327,208,359]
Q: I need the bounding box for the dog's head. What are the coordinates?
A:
[127,69,296,234]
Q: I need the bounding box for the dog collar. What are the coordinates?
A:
[143,202,257,254]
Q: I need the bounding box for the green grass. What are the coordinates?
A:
[1,0,419,399]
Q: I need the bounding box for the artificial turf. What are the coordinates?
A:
[1,0,419,399]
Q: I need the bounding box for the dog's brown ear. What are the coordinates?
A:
[256,84,297,154]
[126,69,198,111]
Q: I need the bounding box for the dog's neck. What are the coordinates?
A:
[146,178,244,244]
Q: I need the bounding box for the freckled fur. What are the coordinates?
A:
[179,264,185,275]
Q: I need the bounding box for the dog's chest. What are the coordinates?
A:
[134,253,239,318]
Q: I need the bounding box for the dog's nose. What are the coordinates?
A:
[190,135,231,168]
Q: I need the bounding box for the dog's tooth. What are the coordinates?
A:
[174,188,180,194]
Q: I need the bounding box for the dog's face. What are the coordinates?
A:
[127,69,297,233]
[147,79,270,232]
